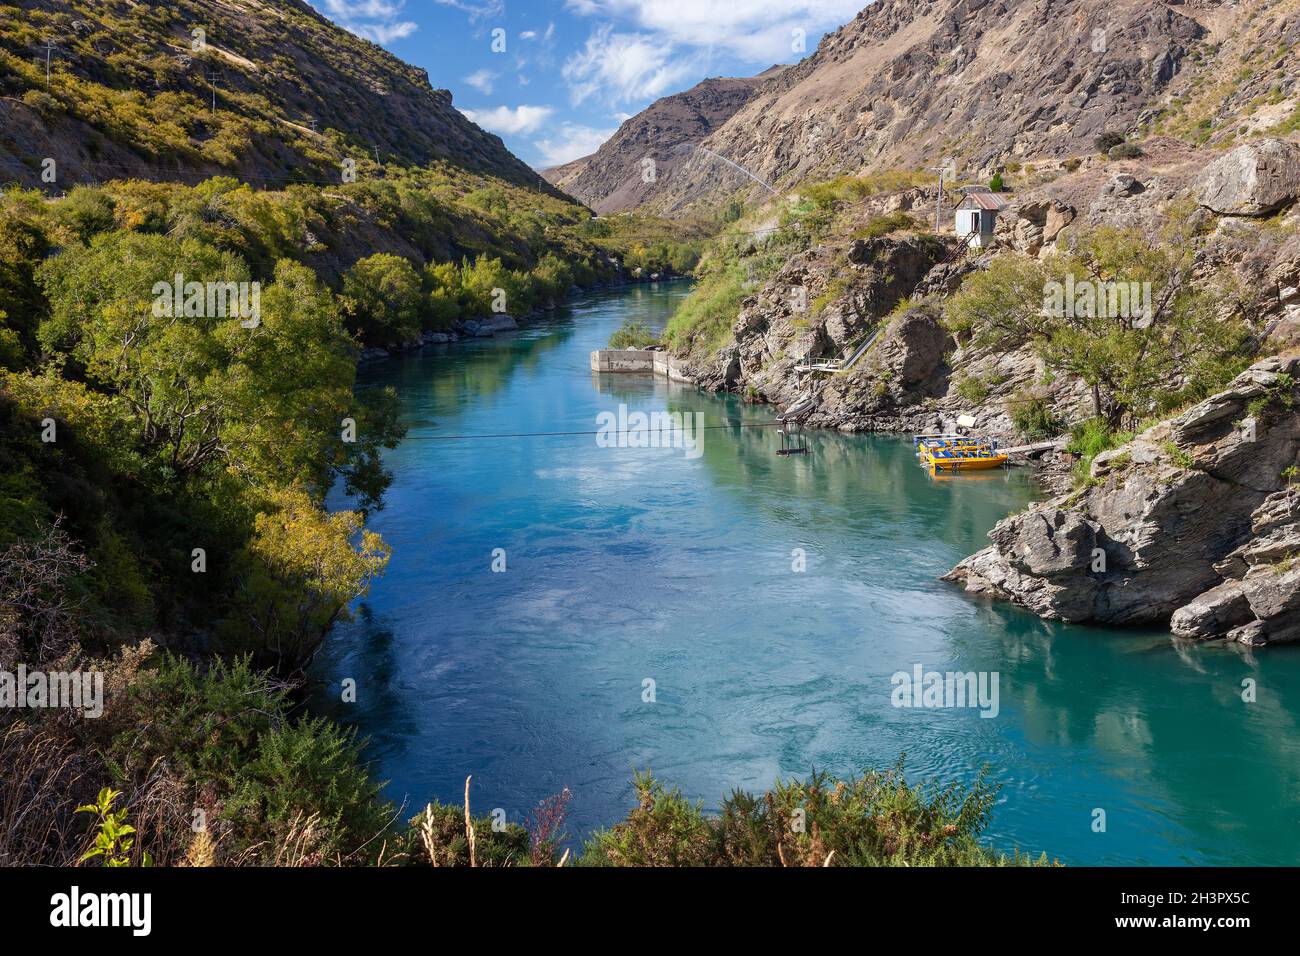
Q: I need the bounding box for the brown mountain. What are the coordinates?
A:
[0,0,550,190]
[541,71,781,213]
[645,0,1300,212]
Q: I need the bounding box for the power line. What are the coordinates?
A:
[389,421,785,442]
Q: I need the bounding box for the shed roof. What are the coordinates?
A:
[956,192,1010,211]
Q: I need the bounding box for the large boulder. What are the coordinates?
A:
[1170,487,1300,645]
[945,355,1300,630]
[1196,138,1300,216]
[995,198,1076,256]
[1171,566,1300,646]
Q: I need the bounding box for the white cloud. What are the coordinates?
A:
[562,23,700,106]
[533,122,618,167]
[565,0,862,61]
[312,0,418,44]
[459,104,557,136]
[463,69,497,95]
[433,0,505,22]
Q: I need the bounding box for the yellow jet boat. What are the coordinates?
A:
[924,445,1008,473]
[916,435,983,459]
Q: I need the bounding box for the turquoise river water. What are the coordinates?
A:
[311,281,1300,865]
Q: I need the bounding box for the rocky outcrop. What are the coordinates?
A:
[1169,487,1300,644]
[1196,139,1300,217]
[946,355,1300,643]
[462,314,519,337]
[693,235,946,406]
[995,198,1076,257]
[809,303,950,426]
[541,74,773,213]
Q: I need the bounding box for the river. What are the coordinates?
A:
[311,281,1300,865]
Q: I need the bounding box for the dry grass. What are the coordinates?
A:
[0,721,91,866]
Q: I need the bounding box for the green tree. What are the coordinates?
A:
[460,254,528,317]
[423,260,463,328]
[224,485,390,669]
[341,252,423,347]
[946,224,1250,426]
[39,236,399,504]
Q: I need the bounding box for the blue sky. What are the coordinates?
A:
[310,1,866,168]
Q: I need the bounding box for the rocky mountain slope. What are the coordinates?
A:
[646,0,1300,214]
[542,72,778,213]
[0,0,549,190]
[946,355,1300,645]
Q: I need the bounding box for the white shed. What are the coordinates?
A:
[954,189,1009,248]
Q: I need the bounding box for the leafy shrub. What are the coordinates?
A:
[1094,132,1125,153]
[609,321,659,349]
[946,227,1248,428]
[1066,418,1133,485]
[529,252,575,306]
[424,260,463,329]
[854,211,916,240]
[77,788,151,867]
[108,654,394,864]
[956,374,991,404]
[55,187,116,242]
[663,260,748,358]
[407,802,530,867]
[1008,392,1063,440]
[581,763,1051,867]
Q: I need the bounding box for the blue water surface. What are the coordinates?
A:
[311,282,1300,865]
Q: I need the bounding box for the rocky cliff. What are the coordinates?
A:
[541,73,775,213]
[946,356,1300,644]
[646,0,1300,214]
[0,0,550,190]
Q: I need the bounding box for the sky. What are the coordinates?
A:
[309,1,866,169]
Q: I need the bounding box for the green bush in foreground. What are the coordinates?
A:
[579,764,1052,867]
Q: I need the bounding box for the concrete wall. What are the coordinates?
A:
[590,349,695,382]
[590,349,656,372]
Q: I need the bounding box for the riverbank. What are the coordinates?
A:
[357,273,694,363]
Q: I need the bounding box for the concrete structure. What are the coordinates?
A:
[590,348,694,383]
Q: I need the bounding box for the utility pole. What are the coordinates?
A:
[927,165,950,232]
[205,69,221,115]
[39,39,58,87]
[307,116,318,135]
